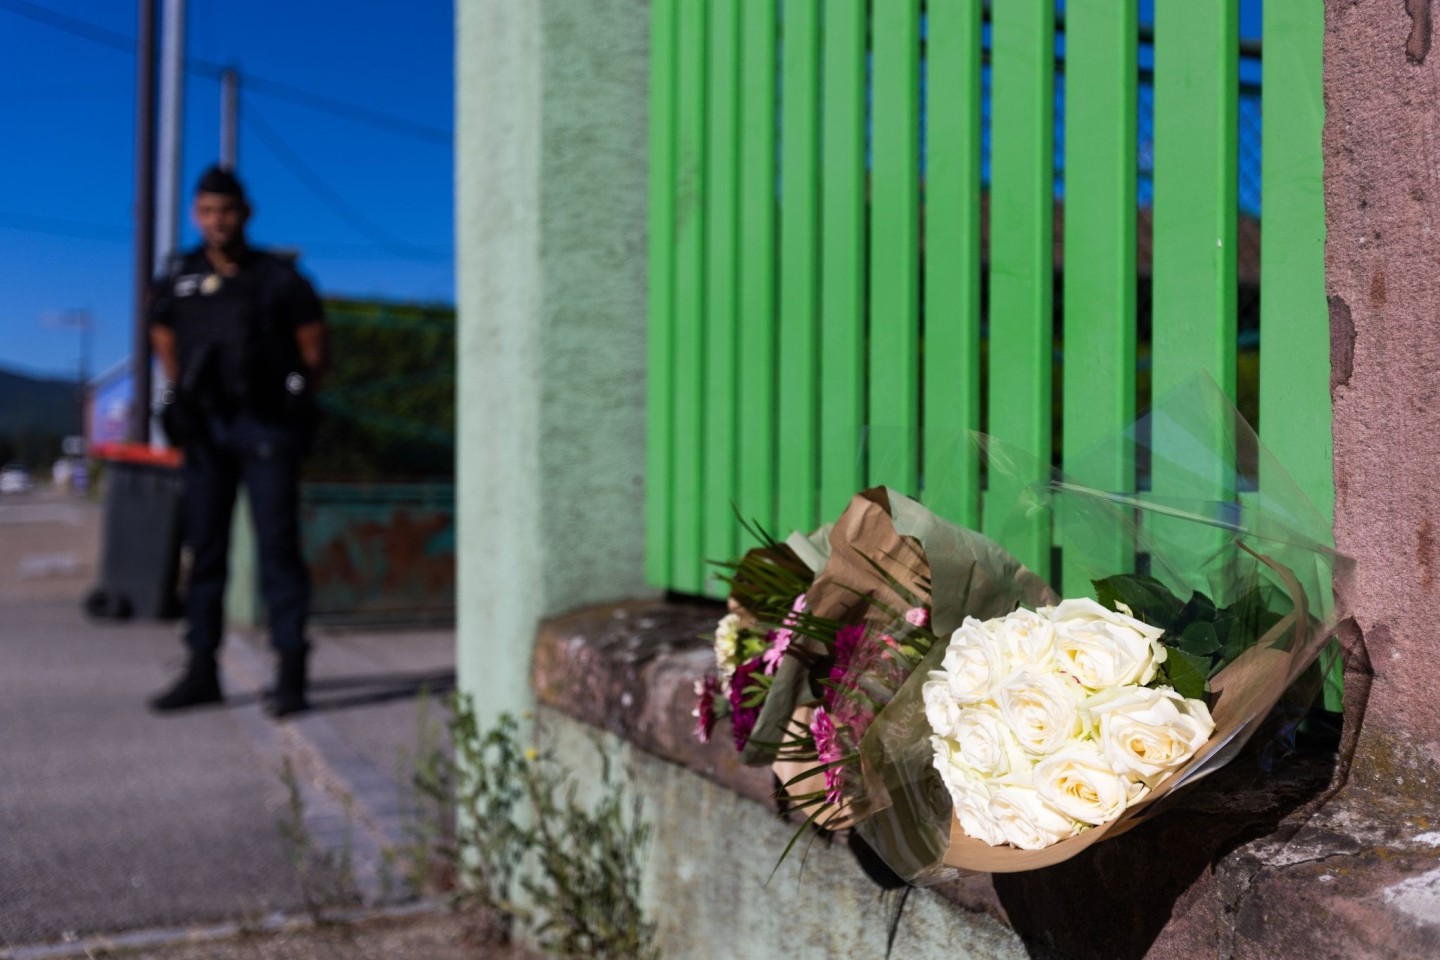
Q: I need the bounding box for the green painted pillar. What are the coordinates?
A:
[455,0,653,726]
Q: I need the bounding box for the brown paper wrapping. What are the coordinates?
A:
[762,487,1053,829]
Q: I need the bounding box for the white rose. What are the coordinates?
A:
[1083,685,1215,787]
[1051,597,1168,689]
[946,769,1007,847]
[999,607,1056,666]
[931,735,963,780]
[951,703,1028,780]
[997,668,1084,757]
[941,617,1011,704]
[1033,743,1137,826]
[987,782,1079,850]
[931,735,980,801]
[713,613,741,678]
[923,676,964,739]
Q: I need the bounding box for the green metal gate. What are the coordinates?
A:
[646,0,1329,599]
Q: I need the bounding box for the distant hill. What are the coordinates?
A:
[0,366,81,466]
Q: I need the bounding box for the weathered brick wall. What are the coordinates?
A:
[1325,0,1440,792]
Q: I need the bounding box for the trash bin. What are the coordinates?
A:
[85,443,185,620]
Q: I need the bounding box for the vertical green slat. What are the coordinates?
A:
[984,0,1055,578]
[1060,0,1137,596]
[819,0,866,521]
[1260,0,1331,523]
[1151,1,1237,499]
[1261,0,1336,704]
[645,0,677,586]
[923,0,983,528]
[777,0,820,532]
[868,0,922,496]
[703,0,741,590]
[672,0,709,592]
[738,0,779,538]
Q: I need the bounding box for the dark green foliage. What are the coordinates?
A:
[1093,574,1186,631]
[306,300,455,482]
[1093,574,1289,701]
[0,366,78,468]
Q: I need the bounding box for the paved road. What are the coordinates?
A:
[0,489,456,952]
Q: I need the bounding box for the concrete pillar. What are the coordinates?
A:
[455,0,653,723]
[1324,0,1440,789]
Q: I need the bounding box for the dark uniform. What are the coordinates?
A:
[151,248,322,666]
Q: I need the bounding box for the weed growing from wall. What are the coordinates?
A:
[276,755,362,923]
[403,694,660,959]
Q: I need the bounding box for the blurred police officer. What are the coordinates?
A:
[149,165,328,717]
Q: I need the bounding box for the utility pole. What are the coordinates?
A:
[43,309,92,441]
[220,68,239,170]
[155,0,186,268]
[129,0,158,444]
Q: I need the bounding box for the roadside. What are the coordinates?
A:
[0,487,532,959]
[5,907,510,960]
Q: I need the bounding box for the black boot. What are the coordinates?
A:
[149,653,222,711]
[269,648,310,718]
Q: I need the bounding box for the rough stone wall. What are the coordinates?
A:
[1325,0,1440,790]
[538,706,1029,960]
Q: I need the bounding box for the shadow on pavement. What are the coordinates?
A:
[304,668,456,713]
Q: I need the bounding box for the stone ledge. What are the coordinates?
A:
[531,599,773,806]
[532,600,1440,959]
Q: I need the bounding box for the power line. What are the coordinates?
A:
[243,106,449,263]
[0,0,132,53]
[203,69,451,146]
[0,210,128,243]
[0,0,451,145]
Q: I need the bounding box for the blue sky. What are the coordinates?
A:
[0,2,1261,384]
[0,0,453,381]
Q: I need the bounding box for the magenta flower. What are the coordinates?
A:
[728,657,763,750]
[692,675,720,744]
[826,623,867,711]
[832,623,865,675]
[810,706,845,805]
[762,593,807,675]
[905,607,930,627]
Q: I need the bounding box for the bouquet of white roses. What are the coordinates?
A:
[847,378,1349,880]
[924,599,1215,850]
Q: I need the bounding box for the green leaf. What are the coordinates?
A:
[1223,586,1284,634]
[1174,590,1218,631]
[1176,621,1221,658]
[1165,648,1211,701]
[1092,575,1186,628]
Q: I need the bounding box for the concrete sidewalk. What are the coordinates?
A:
[0,493,456,953]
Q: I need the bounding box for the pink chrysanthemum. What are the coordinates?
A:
[810,706,845,805]
[761,628,790,675]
